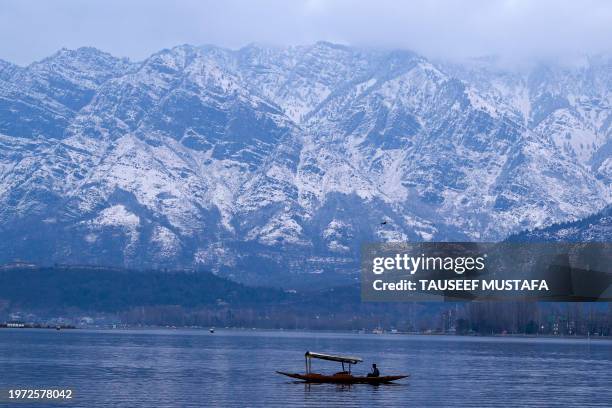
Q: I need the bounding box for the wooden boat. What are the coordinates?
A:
[277,351,408,384]
[277,371,408,384]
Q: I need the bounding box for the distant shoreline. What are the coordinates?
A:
[0,323,76,330]
[2,325,610,341]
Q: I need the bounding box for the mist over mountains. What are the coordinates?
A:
[0,43,609,284]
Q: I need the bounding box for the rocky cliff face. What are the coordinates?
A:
[0,43,609,283]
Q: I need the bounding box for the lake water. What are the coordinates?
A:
[0,328,610,407]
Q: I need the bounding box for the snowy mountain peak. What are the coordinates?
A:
[0,43,609,283]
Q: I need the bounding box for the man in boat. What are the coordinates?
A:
[367,363,380,377]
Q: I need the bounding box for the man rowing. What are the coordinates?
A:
[367,363,380,377]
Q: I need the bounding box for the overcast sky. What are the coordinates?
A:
[1,0,611,65]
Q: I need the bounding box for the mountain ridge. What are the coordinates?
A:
[0,43,609,284]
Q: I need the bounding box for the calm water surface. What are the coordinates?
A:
[0,329,610,407]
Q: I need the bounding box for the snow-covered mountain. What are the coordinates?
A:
[0,43,609,284]
[507,205,611,242]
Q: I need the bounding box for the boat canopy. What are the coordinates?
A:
[305,351,363,365]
